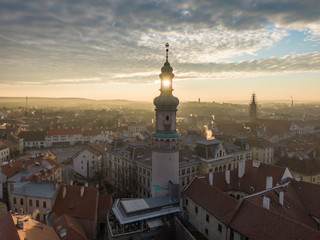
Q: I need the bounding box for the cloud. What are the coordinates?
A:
[2,52,319,86]
[0,0,319,87]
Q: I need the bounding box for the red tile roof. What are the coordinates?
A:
[276,157,320,176]
[98,194,113,222]
[184,177,238,224]
[52,185,99,220]
[52,213,87,240]
[184,167,320,239]
[230,199,320,240]
[1,161,24,178]
[206,160,289,194]
[292,181,320,218]
[47,128,82,137]
[0,213,20,240]
[247,137,273,148]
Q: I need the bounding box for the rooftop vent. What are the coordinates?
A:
[263,195,270,210]
[279,191,284,206]
[62,186,66,199]
[209,169,213,186]
[59,229,67,238]
[225,169,230,184]
[80,186,84,197]
[266,176,273,189]
[252,160,260,168]
[238,160,245,178]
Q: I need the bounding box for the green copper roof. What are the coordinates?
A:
[152,131,180,138]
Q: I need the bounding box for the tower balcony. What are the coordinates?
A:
[151,134,180,152]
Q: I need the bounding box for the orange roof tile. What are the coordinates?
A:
[230,199,320,240]
[0,213,20,240]
[12,214,59,240]
[98,194,113,222]
[47,128,82,136]
[52,213,87,240]
[52,185,99,220]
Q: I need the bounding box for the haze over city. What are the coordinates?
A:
[1,0,320,102]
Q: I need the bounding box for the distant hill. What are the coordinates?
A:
[0,97,153,110]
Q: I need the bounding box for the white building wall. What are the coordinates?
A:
[186,197,227,240]
[73,149,101,178]
[152,150,179,197]
[45,133,82,147]
[0,147,9,163]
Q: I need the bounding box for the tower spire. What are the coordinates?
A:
[165,43,169,63]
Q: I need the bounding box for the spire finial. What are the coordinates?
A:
[165,43,169,62]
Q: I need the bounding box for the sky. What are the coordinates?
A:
[0,0,320,103]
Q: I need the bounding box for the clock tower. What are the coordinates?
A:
[152,43,180,197]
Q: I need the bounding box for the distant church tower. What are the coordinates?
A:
[152,43,180,197]
[249,92,257,121]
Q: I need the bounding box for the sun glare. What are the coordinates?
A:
[163,80,171,87]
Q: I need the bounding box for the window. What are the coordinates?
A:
[186,199,188,206]
[206,214,210,223]
[13,197,16,204]
[20,198,23,205]
[166,115,169,121]
[195,206,198,214]
[218,224,222,232]
[43,201,47,208]
[36,200,39,207]
[29,199,32,207]
[205,228,208,235]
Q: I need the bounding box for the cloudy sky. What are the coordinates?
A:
[1,0,320,102]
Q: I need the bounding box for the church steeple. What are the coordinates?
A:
[250,92,257,121]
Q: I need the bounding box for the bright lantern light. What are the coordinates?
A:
[163,80,170,87]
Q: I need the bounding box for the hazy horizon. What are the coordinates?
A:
[1,1,320,102]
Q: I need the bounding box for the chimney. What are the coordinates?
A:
[209,170,213,186]
[80,186,84,197]
[266,176,273,189]
[225,169,230,184]
[279,191,284,206]
[252,160,260,168]
[16,219,24,229]
[62,186,66,199]
[69,180,73,186]
[238,160,245,178]
[263,195,270,210]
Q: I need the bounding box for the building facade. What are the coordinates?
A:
[9,181,60,222]
[45,128,82,147]
[0,146,9,163]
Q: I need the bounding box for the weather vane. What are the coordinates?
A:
[165,43,169,62]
